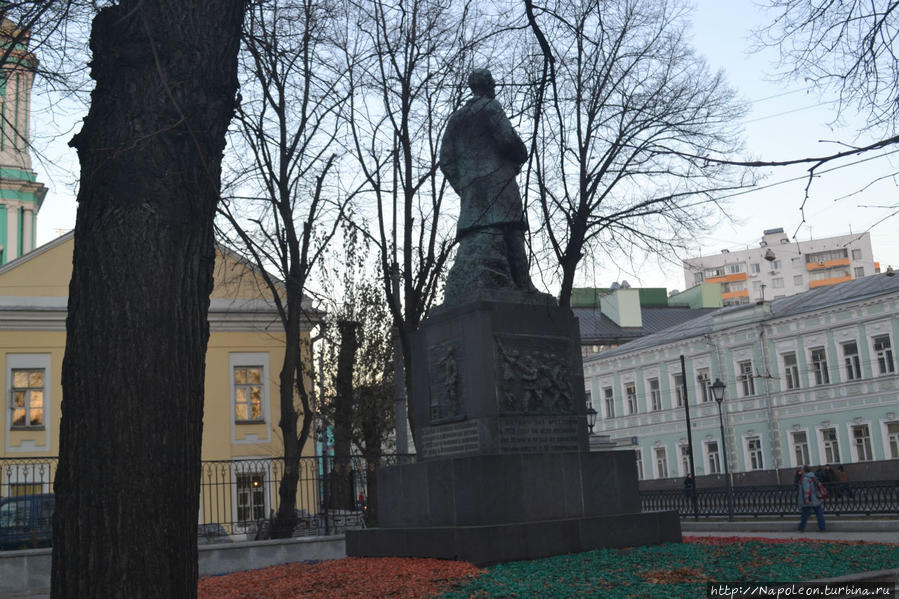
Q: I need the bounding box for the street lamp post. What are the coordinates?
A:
[586,406,598,434]
[711,378,735,521]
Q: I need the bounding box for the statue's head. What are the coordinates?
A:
[468,69,495,99]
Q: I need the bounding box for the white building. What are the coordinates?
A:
[583,271,899,482]
[683,228,878,306]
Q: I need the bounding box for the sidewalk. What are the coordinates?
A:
[9,522,897,598]
[682,517,899,543]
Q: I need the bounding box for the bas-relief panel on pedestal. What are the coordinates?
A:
[428,340,463,422]
[495,334,575,415]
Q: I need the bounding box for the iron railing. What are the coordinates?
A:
[1,454,414,544]
[4,456,897,546]
[642,481,899,518]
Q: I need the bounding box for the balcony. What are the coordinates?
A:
[806,257,850,270]
[721,289,749,300]
[706,272,748,284]
[809,275,852,288]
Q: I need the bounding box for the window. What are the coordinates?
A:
[234,366,264,422]
[750,263,760,274]
[887,422,899,459]
[807,249,848,263]
[822,428,841,463]
[706,441,721,474]
[603,387,615,418]
[771,259,782,270]
[648,378,661,411]
[694,273,704,285]
[727,263,744,274]
[791,431,810,466]
[679,445,691,476]
[783,353,800,389]
[634,449,644,480]
[625,383,638,415]
[584,389,592,411]
[810,268,850,281]
[873,335,895,374]
[793,274,803,286]
[673,373,685,408]
[791,257,803,268]
[852,425,873,461]
[747,437,764,470]
[851,248,862,260]
[772,277,784,289]
[10,369,45,428]
[810,348,829,385]
[696,369,712,403]
[654,447,668,479]
[854,266,865,278]
[842,342,861,380]
[236,472,266,523]
[738,361,755,396]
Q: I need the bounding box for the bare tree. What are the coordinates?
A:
[520,0,751,307]
[341,0,488,440]
[758,0,899,133]
[52,1,246,597]
[218,0,354,539]
[315,219,394,520]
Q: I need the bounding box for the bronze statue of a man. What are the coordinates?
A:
[439,69,541,305]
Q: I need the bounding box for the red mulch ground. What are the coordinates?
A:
[198,536,898,599]
[198,556,483,599]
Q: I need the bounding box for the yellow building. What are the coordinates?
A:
[0,232,320,535]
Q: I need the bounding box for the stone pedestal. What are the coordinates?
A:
[412,301,588,458]
[346,301,680,565]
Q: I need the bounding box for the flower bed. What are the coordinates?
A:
[198,536,899,599]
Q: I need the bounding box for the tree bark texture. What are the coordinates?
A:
[52,2,245,598]
[271,300,303,538]
[329,320,358,510]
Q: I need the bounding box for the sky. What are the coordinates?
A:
[571,1,898,293]
[30,2,898,295]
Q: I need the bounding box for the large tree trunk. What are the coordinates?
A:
[271,297,302,539]
[329,320,358,510]
[357,382,388,525]
[51,3,245,598]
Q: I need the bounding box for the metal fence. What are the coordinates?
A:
[5,456,897,543]
[1,454,413,543]
[641,480,899,518]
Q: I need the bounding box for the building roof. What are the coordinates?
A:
[575,306,716,345]
[587,272,899,360]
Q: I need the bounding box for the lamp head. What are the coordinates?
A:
[711,378,726,403]
[586,406,598,431]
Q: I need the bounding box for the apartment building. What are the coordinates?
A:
[683,228,878,305]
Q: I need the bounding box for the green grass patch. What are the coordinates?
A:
[440,536,899,598]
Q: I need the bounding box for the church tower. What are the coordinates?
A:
[0,18,47,264]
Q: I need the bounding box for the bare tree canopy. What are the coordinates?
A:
[757,0,899,132]
[519,0,752,306]
[341,0,493,437]
[218,0,355,539]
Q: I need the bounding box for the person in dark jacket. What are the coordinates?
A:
[683,473,695,497]
[797,465,826,532]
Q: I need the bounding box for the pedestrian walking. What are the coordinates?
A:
[683,473,695,497]
[797,465,826,532]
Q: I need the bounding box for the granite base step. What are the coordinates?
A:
[346,510,680,566]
